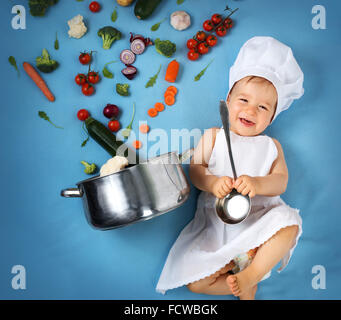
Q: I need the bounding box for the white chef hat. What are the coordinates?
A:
[227,36,304,122]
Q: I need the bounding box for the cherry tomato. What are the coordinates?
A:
[75,73,87,86]
[187,50,199,61]
[87,71,100,84]
[211,14,222,25]
[187,38,198,50]
[206,35,217,47]
[79,52,91,65]
[77,109,90,121]
[203,20,214,32]
[198,43,210,55]
[223,18,233,29]
[216,25,227,37]
[89,1,101,13]
[196,31,206,42]
[108,120,120,132]
[82,83,95,96]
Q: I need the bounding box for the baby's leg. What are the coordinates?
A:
[227,225,299,297]
[187,260,235,295]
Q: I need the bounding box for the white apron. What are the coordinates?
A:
[156,129,302,294]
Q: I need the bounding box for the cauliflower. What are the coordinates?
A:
[170,11,191,31]
[67,15,87,39]
[100,156,129,177]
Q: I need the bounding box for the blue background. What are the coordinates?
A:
[0,0,340,300]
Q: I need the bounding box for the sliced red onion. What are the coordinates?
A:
[130,39,145,55]
[144,37,153,47]
[129,32,145,43]
[120,49,135,65]
[121,65,137,80]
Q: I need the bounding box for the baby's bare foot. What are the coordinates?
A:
[226,267,259,297]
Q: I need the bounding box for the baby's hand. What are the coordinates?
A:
[211,176,234,199]
[233,175,258,198]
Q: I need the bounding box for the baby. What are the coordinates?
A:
[156,37,304,300]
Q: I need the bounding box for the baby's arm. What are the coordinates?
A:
[253,138,289,196]
[190,128,233,198]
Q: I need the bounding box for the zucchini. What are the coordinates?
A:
[85,117,138,162]
[134,0,162,20]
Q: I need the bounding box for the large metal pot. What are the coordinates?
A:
[61,150,193,230]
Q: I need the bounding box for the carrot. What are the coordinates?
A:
[139,123,150,133]
[148,108,158,117]
[164,94,175,106]
[133,140,142,149]
[164,90,175,98]
[23,62,55,102]
[165,59,179,83]
[154,102,165,112]
[166,86,177,95]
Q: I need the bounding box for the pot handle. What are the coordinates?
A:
[178,148,194,164]
[60,188,83,198]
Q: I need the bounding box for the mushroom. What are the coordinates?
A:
[170,11,191,31]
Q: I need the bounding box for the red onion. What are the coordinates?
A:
[120,49,135,65]
[130,39,145,55]
[103,104,119,119]
[121,65,137,80]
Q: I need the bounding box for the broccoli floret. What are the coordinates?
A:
[81,161,97,175]
[116,83,130,97]
[29,0,59,17]
[36,49,59,73]
[154,38,176,58]
[97,26,122,50]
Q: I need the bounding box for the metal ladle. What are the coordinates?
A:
[215,100,251,224]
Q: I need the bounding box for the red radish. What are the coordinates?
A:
[130,39,145,55]
[120,49,135,65]
[103,104,119,119]
[121,65,137,80]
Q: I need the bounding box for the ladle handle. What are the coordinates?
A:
[219,100,237,180]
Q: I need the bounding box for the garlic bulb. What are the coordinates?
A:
[170,11,191,31]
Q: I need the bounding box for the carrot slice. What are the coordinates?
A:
[164,94,175,106]
[133,140,142,149]
[166,86,177,95]
[148,108,158,117]
[139,123,150,134]
[154,102,165,112]
[164,90,175,98]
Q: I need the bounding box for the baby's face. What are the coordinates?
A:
[226,77,277,136]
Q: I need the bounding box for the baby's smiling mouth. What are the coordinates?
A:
[239,117,255,127]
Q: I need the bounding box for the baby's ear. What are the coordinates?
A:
[226,94,230,104]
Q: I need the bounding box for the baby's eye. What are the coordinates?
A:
[240,98,248,103]
[259,105,268,110]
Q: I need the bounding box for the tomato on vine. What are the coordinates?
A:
[216,25,227,37]
[75,73,87,86]
[187,38,198,50]
[211,14,222,25]
[87,71,100,84]
[187,50,199,61]
[196,31,206,42]
[198,43,210,55]
[206,35,217,47]
[203,20,214,32]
